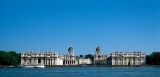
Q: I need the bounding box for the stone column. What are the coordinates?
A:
[21,58,24,65]
[31,58,34,64]
[55,58,57,65]
[44,59,46,65]
[45,59,46,65]
[48,59,49,65]
[41,58,43,65]
[36,58,38,65]
[48,59,50,65]
[56,58,59,65]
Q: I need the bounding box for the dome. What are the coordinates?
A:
[96,47,101,51]
[68,46,73,51]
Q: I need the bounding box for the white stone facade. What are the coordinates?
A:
[93,47,146,65]
[94,47,107,65]
[63,47,78,65]
[79,58,92,65]
[21,47,146,66]
[109,52,146,65]
[21,51,64,66]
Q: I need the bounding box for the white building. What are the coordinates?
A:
[21,51,64,66]
[63,46,78,65]
[109,52,146,65]
[79,58,92,65]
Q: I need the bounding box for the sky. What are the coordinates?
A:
[0,0,160,55]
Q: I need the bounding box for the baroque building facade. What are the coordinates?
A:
[63,46,78,65]
[93,47,146,65]
[21,51,64,66]
[21,46,146,66]
[94,47,107,65]
[79,58,92,65]
[108,52,146,65]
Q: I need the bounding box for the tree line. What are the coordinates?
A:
[146,52,160,65]
[0,50,20,66]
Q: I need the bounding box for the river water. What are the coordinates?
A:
[0,67,160,77]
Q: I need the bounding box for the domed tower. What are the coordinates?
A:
[96,47,101,56]
[68,46,74,57]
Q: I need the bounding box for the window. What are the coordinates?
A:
[29,59,31,63]
[38,59,41,63]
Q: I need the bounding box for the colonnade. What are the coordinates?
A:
[111,57,144,65]
[64,61,76,65]
[44,58,56,65]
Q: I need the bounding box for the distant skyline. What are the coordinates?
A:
[0,0,160,55]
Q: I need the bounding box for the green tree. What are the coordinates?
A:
[0,50,21,66]
[150,52,160,65]
[80,55,83,58]
[146,52,160,65]
[85,54,94,64]
[146,55,151,65]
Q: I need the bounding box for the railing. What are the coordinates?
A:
[21,54,61,57]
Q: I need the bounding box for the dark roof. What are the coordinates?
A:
[68,46,73,51]
[96,47,101,51]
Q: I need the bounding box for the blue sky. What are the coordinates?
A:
[0,0,160,55]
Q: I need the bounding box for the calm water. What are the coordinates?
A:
[0,67,160,77]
